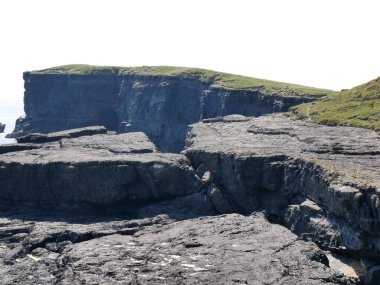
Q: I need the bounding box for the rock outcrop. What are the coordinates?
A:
[185,113,380,284]
[0,211,354,285]
[10,68,325,152]
[2,66,379,284]
[1,119,379,283]
[0,128,201,212]
[0,123,5,133]
[16,125,108,143]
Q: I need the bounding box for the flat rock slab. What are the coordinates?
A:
[0,131,200,210]
[187,114,380,190]
[0,211,354,285]
[0,144,40,155]
[17,126,108,143]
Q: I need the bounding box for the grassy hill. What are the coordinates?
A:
[290,77,380,131]
[31,64,330,98]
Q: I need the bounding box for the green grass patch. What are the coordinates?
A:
[290,77,380,131]
[34,64,125,75]
[32,64,330,98]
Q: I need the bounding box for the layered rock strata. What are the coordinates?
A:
[16,125,108,143]
[10,72,318,152]
[1,116,379,283]
[184,113,380,283]
[0,128,200,212]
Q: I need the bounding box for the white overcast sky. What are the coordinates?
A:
[0,0,380,128]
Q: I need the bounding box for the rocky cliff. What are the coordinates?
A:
[10,65,329,152]
[2,66,380,284]
[185,115,380,260]
[0,123,4,133]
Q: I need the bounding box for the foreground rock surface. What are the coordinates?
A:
[0,211,354,285]
[1,117,379,283]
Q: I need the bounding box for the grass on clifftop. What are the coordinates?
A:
[32,64,330,98]
[290,77,380,131]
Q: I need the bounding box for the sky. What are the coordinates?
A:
[0,0,379,131]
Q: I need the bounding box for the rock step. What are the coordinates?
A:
[0,129,200,211]
[17,125,108,143]
[184,113,380,261]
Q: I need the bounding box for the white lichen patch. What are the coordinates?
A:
[181,263,208,272]
[27,254,41,262]
[168,255,182,260]
[129,257,144,264]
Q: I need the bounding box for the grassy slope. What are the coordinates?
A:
[31,64,330,98]
[291,77,380,131]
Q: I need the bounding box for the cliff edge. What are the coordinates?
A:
[1,119,379,283]
[3,65,379,283]
[9,65,330,152]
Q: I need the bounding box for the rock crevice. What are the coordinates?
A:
[184,114,380,283]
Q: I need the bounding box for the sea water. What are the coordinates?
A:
[0,104,23,145]
[0,133,16,145]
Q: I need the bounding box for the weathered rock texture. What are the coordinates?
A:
[0,128,201,212]
[10,72,317,151]
[0,123,5,133]
[0,211,355,285]
[2,116,380,283]
[185,113,380,282]
[17,125,108,143]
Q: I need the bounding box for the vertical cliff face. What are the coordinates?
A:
[0,123,4,133]
[116,75,206,152]
[14,73,120,135]
[11,67,325,152]
[117,75,305,151]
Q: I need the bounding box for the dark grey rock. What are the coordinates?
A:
[17,125,107,143]
[201,114,250,123]
[366,265,380,285]
[2,111,379,283]
[137,192,216,220]
[0,211,355,285]
[284,199,366,253]
[0,123,5,133]
[0,130,200,211]
[10,73,316,152]
[184,114,380,260]
[262,161,284,192]
[0,144,40,155]
[206,184,235,214]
